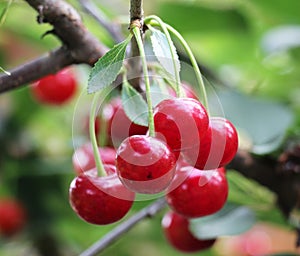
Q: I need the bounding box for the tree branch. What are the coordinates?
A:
[78,0,124,43]
[0,0,108,93]
[80,198,167,256]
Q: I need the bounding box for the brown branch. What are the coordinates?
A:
[80,198,167,256]
[0,0,108,93]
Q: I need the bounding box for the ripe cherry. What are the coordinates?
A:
[162,210,216,253]
[153,98,209,158]
[72,143,116,174]
[103,97,148,146]
[31,69,77,105]
[182,117,238,170]
[168,82,198,100]
[0,198,26,237]
[166,166,228,218]
[116,135,176,194]
[69,166,135,225]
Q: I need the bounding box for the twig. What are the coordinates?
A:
[78,0,124,43]
[80,198,167,256]
[0,0,108,94]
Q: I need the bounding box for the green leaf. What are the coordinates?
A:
[150,28,180,78]
[210,89,294,154]
[88,35,131,94]
[190,203,255,240]
[0,0,12,26]
[121,80,148,126]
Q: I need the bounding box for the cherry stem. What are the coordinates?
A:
[89,92,106,177]
[131,26,155,137]
[145,15,182,98]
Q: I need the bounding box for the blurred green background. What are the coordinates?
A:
[1,0,300,255]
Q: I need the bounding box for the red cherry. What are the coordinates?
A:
[153,98,209,158]
[116,135,176,194]
[0,198,26,236]
[168,82,198,100]
[69,167,135,225]
[182,117,238,170]
[162,210,216,253]
[72,143,116,174]
[31,69,77,105]
[166,166,228,218]
[103,97,148,146]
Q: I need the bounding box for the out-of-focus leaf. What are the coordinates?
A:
[190,203,255,239]
[211,89,294,154]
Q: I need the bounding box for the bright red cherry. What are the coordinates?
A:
[0,198,26,236]
[31,69,77,105]
[182,117,238,170]
[162,210,216,253]
[103,97,148,146]
[72,143,116,174]
[116,135,176,194]
[166,166,228,218]
[69,167,135,225]
[153,98,209,158]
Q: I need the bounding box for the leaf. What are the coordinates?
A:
[190,203,256,240]
[88,35,131,94]
[209,89,294,154]
[150,28,180,78]
[0,0,12,26]
[121,80,148,126]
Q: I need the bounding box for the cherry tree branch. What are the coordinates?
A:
[0,0,108,93]
[78,0,124,43]
[80,198,167,256]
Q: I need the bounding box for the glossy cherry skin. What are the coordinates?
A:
[31,69,77,105]
[116,135,176,194]
[103,97,148,146]
[162,211,216,253]
[69,166,135,225]
[0,198,26,236]
[166,166,228,218]
[153,98,209,158]
[182,117,238,170]
[72,143,116,174]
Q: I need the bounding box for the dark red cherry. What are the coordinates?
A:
[69,167,135,225]
[31,69,77,105]
[182,117,238,170]
[166,166,228,218]
[116,135,176,194]
[162,210,216,253]
[153,98,209,158]
[72,143,116,174]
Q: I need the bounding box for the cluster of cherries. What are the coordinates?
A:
[30,70,238,253]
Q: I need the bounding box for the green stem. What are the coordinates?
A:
[145,16,182,98]
[131,26,155,137]
[145,19,209,111]
[89,92,106,177]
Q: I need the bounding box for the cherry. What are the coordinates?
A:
[0,198,26,236]
[168,82,198,100]
[31,69,77,105]
[182,117,238,170]
[103,97,148,146]
[116,135,176,194]
[153,98,209,158]
[166,166,228,218]
[69,166,135,225]
[162,210,216,253]
[72,143,116,174]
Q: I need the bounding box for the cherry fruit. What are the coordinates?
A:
[166,166,228,218]
[182,117,238,170]
[116,135,176,194]
[0,198,26,237]
[103,97,148,146]
[162,210,216,253]
[69,166,135,225]
[72,143,116,174]
[31,69,77,105]
[153,98,209,158]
